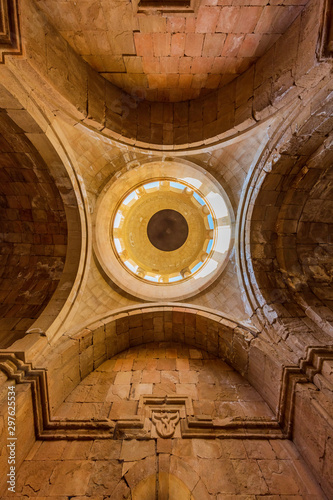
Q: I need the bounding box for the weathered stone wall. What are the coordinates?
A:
[6,437,324,499]
[8,0,329,149]
[293,359,333,497]
[0,110,67,347]
[54,341,272,422]
[39,307,255,414]
[0,373,35,493]
[0,343,326,499]
[248,110,333,353]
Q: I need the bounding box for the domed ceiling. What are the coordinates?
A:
[35,0,307,101]
[93,159,233,301]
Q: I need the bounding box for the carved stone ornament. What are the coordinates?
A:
[151,410,180,438]
[0,0,22,63]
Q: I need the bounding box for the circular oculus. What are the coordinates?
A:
[147,209,189,252]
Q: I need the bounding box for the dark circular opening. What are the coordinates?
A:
[147,209,189,252]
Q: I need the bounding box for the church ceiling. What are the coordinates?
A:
[35,0,308,101]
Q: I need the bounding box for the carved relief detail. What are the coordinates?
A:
[151,410,180,438]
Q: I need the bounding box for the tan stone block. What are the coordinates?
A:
[62,441,93,460]
[111,479,131,500]
[189,348,203,359]
[176,358,190,370]
[185,33,204,57]
[197,383,219,400]
[193,439,221,459]
[131,370,142,384]
[170,455,199,491]
[25,440,42,460]
[203,33,226,57]
[76,402,104,419]
[159,453,170,472]
[193,399,215,416]
[65,383,89,403]
[269,440,300,460]
[114,371,132,385]
[49,460,93,496]
[121,359,134,371]
[87,68,105,126]
[116,315,129,335]
[166,348,177,358]
[130,383,153,399]
[89,440,122,460]
[120,439,155,461]
[244,440,276,459]
[85,382,111,402]
[114,359,124,371]
[125,456,157,489]
[153,33,171,57]
[109,401,138,419]
[157,438,172,454]
[219,440,247,459]
[257,460,303,495]
[153,382,176,396]
[106,385,130,402]
[16,460,58,496]
[157,359,177,371]
[192,479,211,500]
[179,371,198,384]
[161,370,179,384]
[171,33,185,57]
[142,370,161,383]
[96,359,116,372]
[237,385,263,402]
[87,460,123,495]
[176,383,198,399]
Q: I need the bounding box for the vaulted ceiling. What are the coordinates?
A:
[36,0,308,101]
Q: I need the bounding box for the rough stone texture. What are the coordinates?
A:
[35,0,303,102]
[0,110,67,347]
[55,342,273,422]
[2,350,325,500]
[2,344,325,498]
[40,309,254,413]
[0,0,331,498]
[6,0,328,149]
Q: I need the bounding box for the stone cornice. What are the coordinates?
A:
[1,345,331,441]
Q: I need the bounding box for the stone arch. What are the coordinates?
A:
[42,304,255,413]
[239,89,333,358]
[5,0,329,151]
[0,89,87,347]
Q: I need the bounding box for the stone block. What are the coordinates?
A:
[120,440,155,462]
[89,440,122,460]
[48,460,93,496]
[185,33,204,57]
[125,456,156,489]
[87,460,122,495]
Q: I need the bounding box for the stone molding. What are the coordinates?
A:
[0,0,21,63]
[319,0,333,58]
[237,77,333,337]
[133,0,198,15]
[278,346,333,438]
[2,345,331,441]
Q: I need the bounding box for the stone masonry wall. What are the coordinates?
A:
[10,0,330,149]
[0,110,67,348]
[1,343,326,499]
